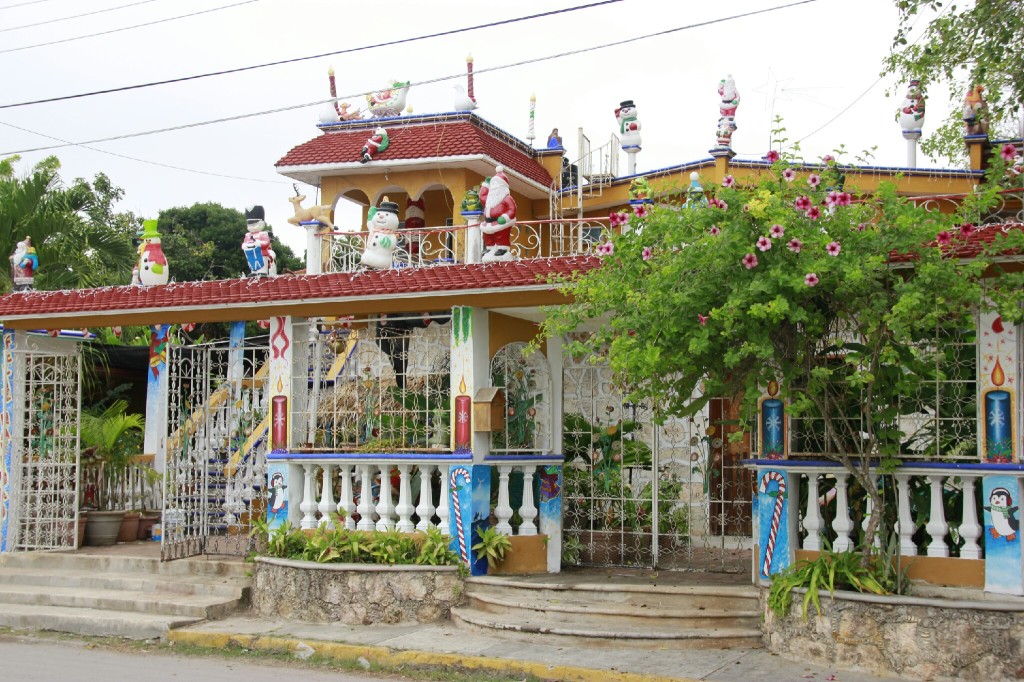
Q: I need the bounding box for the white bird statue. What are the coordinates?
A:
[453,84,478,112]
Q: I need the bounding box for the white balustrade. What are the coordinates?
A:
[802,473,823,551]
[300,463,318,530]
[519,465,538,536]
[337,464,356,530]
[959,475,983,560]
[356,464,375,531]
[416,465,436,532]
[395,464,415,532]
[437,466,451,534]
[925,475,950,557]
[494,465,514,536]
[318,464,336,528]
[832,473,854,552]
[861,476,881,549]
[896,474,917,556]
[375,465,396,531]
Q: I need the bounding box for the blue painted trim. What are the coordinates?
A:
[742,458,1024,472]
[483,455,564,463]
[268,451,471,462]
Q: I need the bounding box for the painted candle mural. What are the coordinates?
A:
[980,311,1018,462]
[760,379,785,459]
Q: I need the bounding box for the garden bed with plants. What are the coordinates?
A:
[251,522,465,624]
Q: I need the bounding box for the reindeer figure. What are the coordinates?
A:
[287,185,335,228]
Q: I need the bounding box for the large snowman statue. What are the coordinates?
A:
[360,198,401,269]
[478,166,516,262]
[136,220,169,286]
[242,205,277,277]
[615,99,642,149]
[899,80,926,133]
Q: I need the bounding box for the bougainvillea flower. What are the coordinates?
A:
[807,173,821,188]
[709,225,721,236]
[634,203,650,218]
[804,273,819,287]
[609,211,628,227]
[782,168,796,182]
[742,253,758,269]
[826,241,842,256]
[935,230,952,246]
[806,207,822,220]
[794,196,812,211]
[765,150,781,163]
[1002,143,1018,162]
[698,313,709,326]
[787,238,803,253]
[959,223,975,237]
[770,224,785,238]
[722,175,736,188]
[756,236,772,251]
[642,246,653,261]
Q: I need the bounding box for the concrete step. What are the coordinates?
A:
[0,603,202,640]
[0,583,245,620]
[450,607,764,650]
[465,592,759,630]
[465,577,760,612]
[0,567,249,599]
[0,552,249,578]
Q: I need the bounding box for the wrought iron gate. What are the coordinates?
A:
[7,342,81,552]
[162,339,269,560]
[562,350,754,572]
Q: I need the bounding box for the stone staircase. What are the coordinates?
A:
[0,551,251,640]
[452,574,763,649]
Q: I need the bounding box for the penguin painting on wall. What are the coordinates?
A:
[269,472,288,516]
[986,487,1019,541]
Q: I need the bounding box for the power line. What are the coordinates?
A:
[0,0,624,109]
[0,0,823,156]
[0,0,59,10]
[0,0,261,54]
[1,0,161,33]
[0,118,288,183]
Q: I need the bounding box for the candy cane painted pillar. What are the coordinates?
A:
[144,324,171,474]
[0,329,23,552]
[448,464,491,575]
[757,468,792,582]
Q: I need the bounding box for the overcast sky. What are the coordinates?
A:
[1,0,962,264]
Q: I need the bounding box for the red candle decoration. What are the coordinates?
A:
[455,394,471,450]
[272,395,288,450]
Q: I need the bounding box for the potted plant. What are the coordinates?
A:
[79,399,144,546]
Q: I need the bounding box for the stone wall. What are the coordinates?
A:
[761,588,1024,680]
[254,558,464,624]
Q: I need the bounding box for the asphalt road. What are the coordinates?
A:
[0,637,402,682]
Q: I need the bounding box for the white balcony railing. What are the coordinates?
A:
[320,218,612,274]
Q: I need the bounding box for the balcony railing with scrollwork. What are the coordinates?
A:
[320,218,612,274]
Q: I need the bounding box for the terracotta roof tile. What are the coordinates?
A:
[0,258,600,319]
[276,117,552,187]
[888,222,1024,262]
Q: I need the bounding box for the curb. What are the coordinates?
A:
[167,630,700,682]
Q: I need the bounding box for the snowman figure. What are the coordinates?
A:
[478,166,517,262]
[615,99,642,149]
[899,80,926,133]
[360,198,400,269]
[242,205,277,277]
[986,487,1019,542]
[137,220,169,286]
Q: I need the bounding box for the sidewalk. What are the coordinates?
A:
[171,615,895,682]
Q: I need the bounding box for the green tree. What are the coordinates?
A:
[883,0,1024,162]
[157,202,302,282]
[1,155,136,292]
[541,152,1024,549]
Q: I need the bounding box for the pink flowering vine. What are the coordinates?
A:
[1002,143,1018,162]
[770,224,785,238]
[782,168,796,182]
[856,223,868,232]
[935,230,952,246]
[959,223,974,237]
[597,242,615,256]
[698,313,709,326]
[804,273,819,287]
[787,238,803,253]
[826,191,851,208]
[642,246,653,261]
[826,241,842,256]
[794,196,812,211]
[756,236,772,252]
[609,211,628,227]
[633,203,650,218]
[806,206,822,220]
[765,150,781,163]
[808,173,821,188]
[822,154,835,163]
[722,175,736,188]
[709,225,721,236]
[742,253,758,269]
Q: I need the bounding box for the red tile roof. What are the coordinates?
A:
[0,258,600,319]
[888,222,1024,262]
[276,116,553,188]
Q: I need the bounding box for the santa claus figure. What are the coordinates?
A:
[242,205,277,276]
[361,126,390,163]
[478,166,516,262]
[10,236,38,291]
[404,197,425,259]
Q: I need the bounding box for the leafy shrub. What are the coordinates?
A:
[251,521,461,567]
